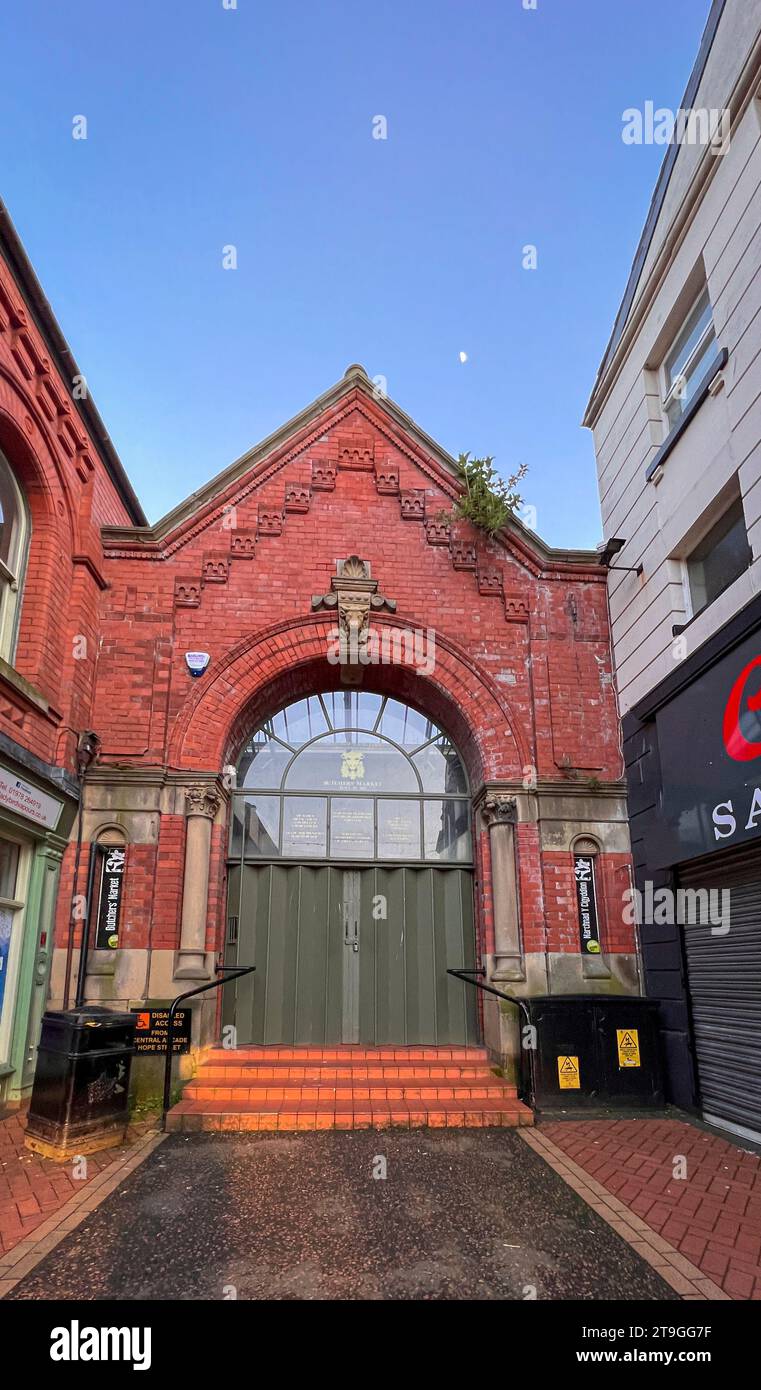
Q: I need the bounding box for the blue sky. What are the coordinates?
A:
[3,0,710,545]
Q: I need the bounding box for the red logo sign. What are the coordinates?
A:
[723,655,761,760]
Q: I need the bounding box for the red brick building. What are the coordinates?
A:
[0,203,145,1104]
[0,204,637,1105]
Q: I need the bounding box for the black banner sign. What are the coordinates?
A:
[574,854,601,956]
[656,626,761,865]
[95,847,126,950]
[131,1007,192,1055]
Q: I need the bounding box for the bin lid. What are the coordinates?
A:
[41,1005,137,1029]
[523,994,657,1008]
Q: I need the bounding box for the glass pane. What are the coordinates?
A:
[0,840,19,899]
[377,800,421,859]
[330,798,374,858]
[239,741,292,790]
[665,291,713,390]
[666,330,717,425]
[230,796,280,857]
[230,797,246,855]
[0,904,15,1023]
[322,690,382,730]
[376,698,435,749]
[281,797,327,857]
[424,800,471,862]
[270,697,328,747]
[413,738,468,793]
[0,456,21,571]
[687,499,750,612]
[286,734,418,793]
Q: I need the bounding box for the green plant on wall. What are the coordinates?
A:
[445,453,528,536]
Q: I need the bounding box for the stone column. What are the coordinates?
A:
[482,795,524,982]
[175,785,221,981]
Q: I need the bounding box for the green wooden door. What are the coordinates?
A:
[224,863,478,1046]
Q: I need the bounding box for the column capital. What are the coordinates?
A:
[184,784,221,821]
[482,795,517,828]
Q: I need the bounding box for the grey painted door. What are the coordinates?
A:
[224,863,478,1046]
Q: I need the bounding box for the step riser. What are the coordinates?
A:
[186,1085,514,1102]
[195,1066,500,1082]
[202,1049,489,1063]
[166,1111,529,1133]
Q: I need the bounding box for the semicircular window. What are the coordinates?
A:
[233,692,471,864]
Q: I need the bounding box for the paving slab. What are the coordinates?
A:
[0,1107,156,1257]
[542,1117,761,1300]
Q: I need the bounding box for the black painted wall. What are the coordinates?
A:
[622,708,698,1110]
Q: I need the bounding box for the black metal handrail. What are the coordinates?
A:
[447,967,534,1105]
[161,964,255,1129]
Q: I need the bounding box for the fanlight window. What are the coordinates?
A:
[231,692,471,864]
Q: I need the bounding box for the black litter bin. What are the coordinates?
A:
[523,994,663,1110]
[25,1005,136,1161]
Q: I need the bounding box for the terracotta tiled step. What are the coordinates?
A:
[202,1046,490,1063]
[165,1045,532,1132]
[196,1062,501,1082]
[165,1097,533,1133]
[185,1080,514,1102]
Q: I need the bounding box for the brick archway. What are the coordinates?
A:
[169,612,528,787]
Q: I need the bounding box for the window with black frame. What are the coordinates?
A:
[230,692,471,864]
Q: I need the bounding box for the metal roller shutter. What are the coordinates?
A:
[678,844,761,1141]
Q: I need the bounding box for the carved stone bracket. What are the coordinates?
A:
[203,554,229,584]
[185,785,222,821]
[482,795,518,828]
[174,577,201,608]
[230,529,256,559]
[311,556,397,686]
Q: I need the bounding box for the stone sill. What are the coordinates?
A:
[0,658,61,724]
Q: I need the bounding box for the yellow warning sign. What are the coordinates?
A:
[557,1055,580,1089]
[617,1028,641,1068]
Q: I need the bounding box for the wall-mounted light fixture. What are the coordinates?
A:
[596,537,643,576]
[76,730,102,774]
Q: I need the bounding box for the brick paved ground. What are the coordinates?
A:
[0,1107,154,1256]
[542,1117,761,1300]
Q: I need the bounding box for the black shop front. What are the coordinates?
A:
[624,591,761,1142]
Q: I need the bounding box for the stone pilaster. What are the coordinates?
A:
[482,795,524,982]
[175,784,221,981]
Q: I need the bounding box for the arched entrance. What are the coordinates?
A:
[223,690,479,1046]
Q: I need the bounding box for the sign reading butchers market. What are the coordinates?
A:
[656,625,761,865]
[95,847,126,950]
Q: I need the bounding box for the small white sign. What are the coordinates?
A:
[0,766,63,830]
